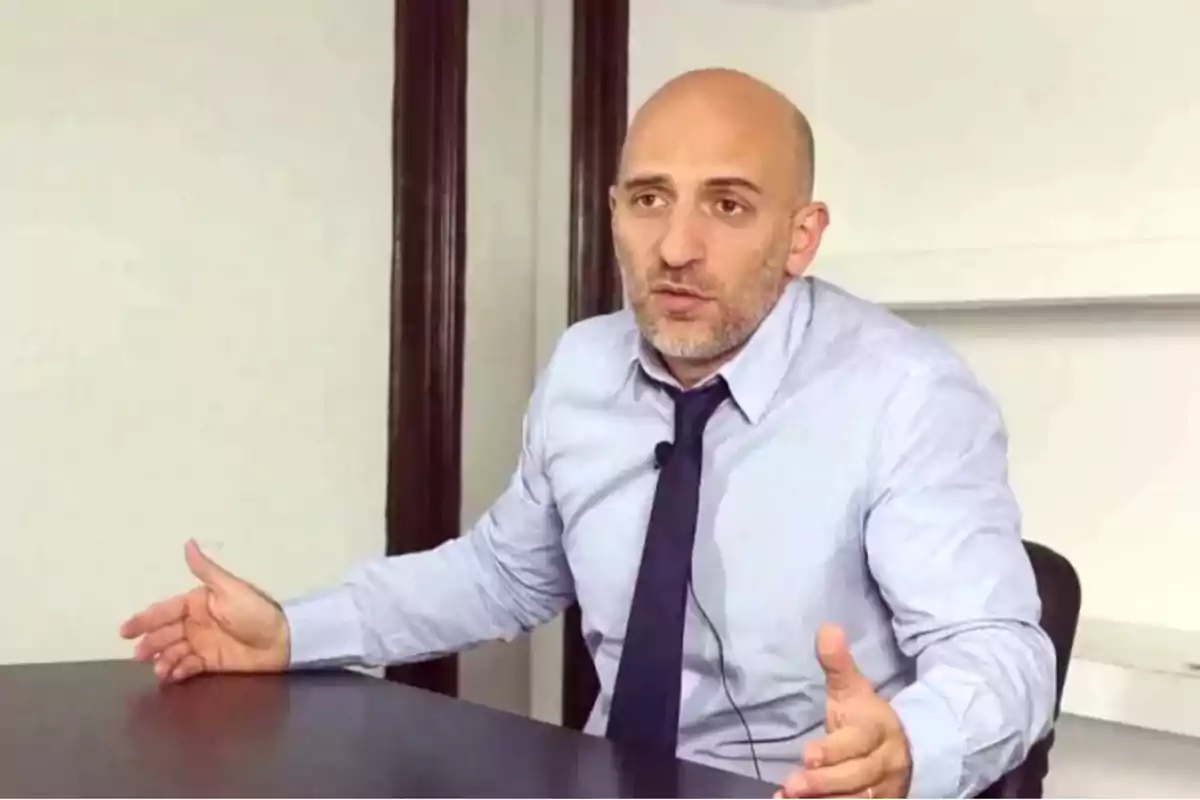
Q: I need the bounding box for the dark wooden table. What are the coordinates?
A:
[0,660,774,798]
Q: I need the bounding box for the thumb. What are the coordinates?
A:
[816,623,870,698]
[184,539,237,591]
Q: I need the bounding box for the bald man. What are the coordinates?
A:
[121,69,1055,798]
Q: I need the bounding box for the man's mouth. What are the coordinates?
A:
[650,284,711,314]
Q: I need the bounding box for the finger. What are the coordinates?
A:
[171,653,205,683]
[133,622,186,661]
[782,754,882,798]
[120,595,187,640]
[816,624,870,698]
[184,539,237,590]
[804,723,884,769]
[154,641,193,682]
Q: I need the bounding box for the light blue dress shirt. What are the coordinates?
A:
[283,276,1055,797]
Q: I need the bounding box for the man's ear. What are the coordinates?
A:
[609,185,618,213]
[785,201,830,278]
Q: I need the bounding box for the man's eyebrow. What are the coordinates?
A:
[705,176,764,194]
[618,174,765,194]
[619,174,670,192]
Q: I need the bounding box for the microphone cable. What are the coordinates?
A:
[687,577,763,781]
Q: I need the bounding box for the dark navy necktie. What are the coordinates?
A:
[607,377,730,756]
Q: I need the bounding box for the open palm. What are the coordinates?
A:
[778,625,913,798]
[120,540,290,683]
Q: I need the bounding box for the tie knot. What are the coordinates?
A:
[671,377,730,444]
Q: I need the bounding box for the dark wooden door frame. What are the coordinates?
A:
[384,0,469,697]
[381,0,626,713]
[562,0,630,730]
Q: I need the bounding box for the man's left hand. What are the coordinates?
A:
[777,625,913,799]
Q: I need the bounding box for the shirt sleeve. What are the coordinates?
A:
[282,347,573,669]
[864,358,1057,799]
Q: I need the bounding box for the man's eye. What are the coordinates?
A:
[715,198,745,216]
[632,193,665,209]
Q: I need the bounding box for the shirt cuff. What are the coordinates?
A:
[281,585,365,668]
[890,682,965,799]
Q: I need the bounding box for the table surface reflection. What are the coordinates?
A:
[0,660,773,798]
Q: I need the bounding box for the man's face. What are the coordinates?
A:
[611,93,823,373]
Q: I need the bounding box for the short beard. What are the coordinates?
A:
[644,314,746,361]
[631,256,787,364]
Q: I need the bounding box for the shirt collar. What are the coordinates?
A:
[625,277,814,425]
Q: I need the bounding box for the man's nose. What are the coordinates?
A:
[658,207,705,268]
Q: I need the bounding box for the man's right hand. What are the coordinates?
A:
[119,539,291,684]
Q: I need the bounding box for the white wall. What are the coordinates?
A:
[629,0,1200,795]
[1042,714,1200,798]
[0,0,574,719]
[459,0,572,716]
[527,0,575,726]
[0,1,393,662]
[0,0,576,715]
[458,0,539,716]
[628,0,819,113]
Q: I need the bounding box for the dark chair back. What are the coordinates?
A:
[977,540,1082,798]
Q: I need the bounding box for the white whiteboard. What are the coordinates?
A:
[631,0,1200,308]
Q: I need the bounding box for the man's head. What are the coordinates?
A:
[611,68,828,385]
